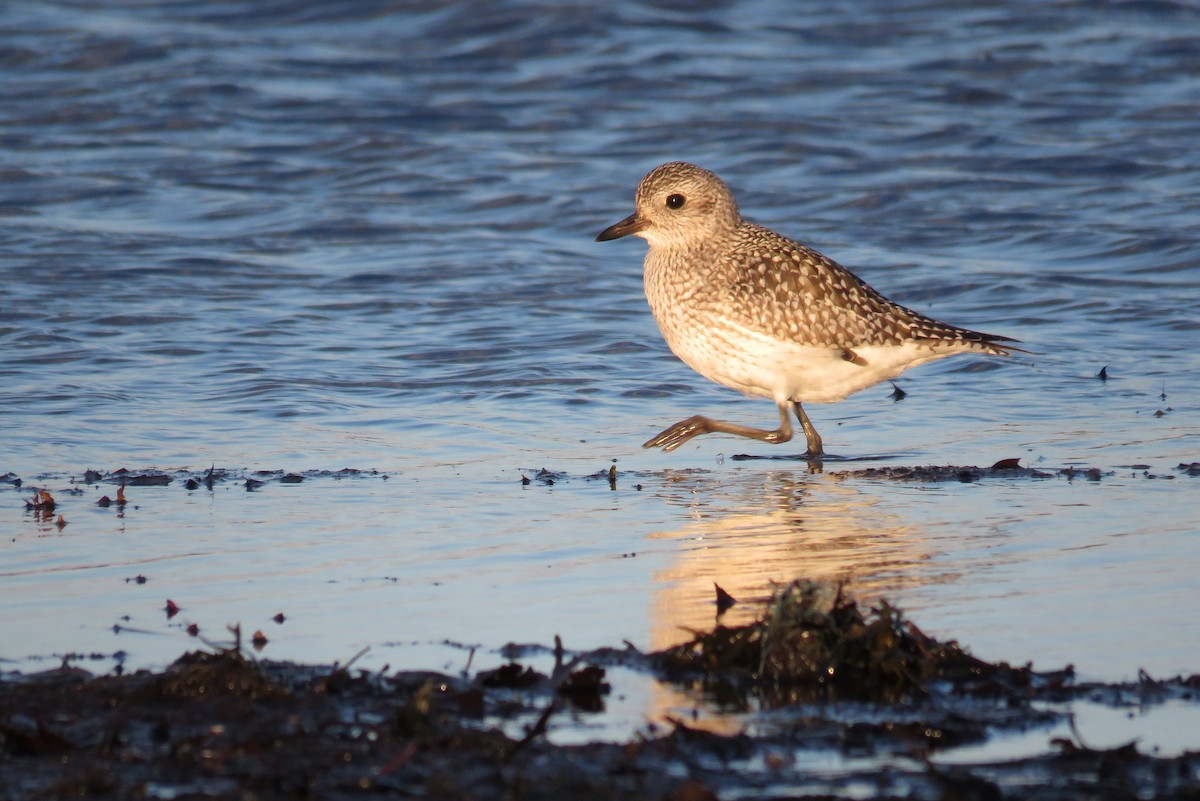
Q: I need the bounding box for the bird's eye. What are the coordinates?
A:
[665,194,686,210]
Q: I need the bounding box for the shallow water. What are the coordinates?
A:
[2,0,1199,753]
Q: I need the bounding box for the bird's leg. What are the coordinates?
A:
[793,401,824,457]
[643,403,793,452]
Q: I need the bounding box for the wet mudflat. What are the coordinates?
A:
[4,581,1198,801]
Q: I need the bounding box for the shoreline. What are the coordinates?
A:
[4,582,1198,800]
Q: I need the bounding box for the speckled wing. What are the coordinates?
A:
[724,224,1016,355]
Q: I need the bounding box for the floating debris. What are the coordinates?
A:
[126,474,171,486]
[1059,466,1104,481]
[829,464,1066,482]
[714,582,737,617]
[24,490,55,513]
[556,665,610,712]
[533,468,562,486]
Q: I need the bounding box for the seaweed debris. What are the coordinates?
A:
[827,463,1110,482]
[4,587,1199,800]
[654,580,1036,706]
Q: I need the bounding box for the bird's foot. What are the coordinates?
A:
[643,415,713,452]
[644,415,794,452]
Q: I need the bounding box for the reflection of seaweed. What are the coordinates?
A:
[655,580,1032,705]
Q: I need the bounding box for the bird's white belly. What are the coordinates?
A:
[659,315,957,405]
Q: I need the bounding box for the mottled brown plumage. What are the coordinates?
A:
[596,161,1017,456]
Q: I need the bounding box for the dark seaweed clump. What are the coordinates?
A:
[656,580,1041,706]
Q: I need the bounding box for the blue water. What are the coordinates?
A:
[2,0,1199,749]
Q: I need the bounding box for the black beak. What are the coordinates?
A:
[595,212,648,242]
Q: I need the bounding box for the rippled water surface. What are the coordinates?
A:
[2,0,1199,748]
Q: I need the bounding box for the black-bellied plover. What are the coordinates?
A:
[596,161,1018,457]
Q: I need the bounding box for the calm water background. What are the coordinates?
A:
[2,0,1199,748]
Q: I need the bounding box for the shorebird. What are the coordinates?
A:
[596,161,1018,457]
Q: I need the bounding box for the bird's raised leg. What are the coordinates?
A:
[643,402,794,452]
[793,401,824,457]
